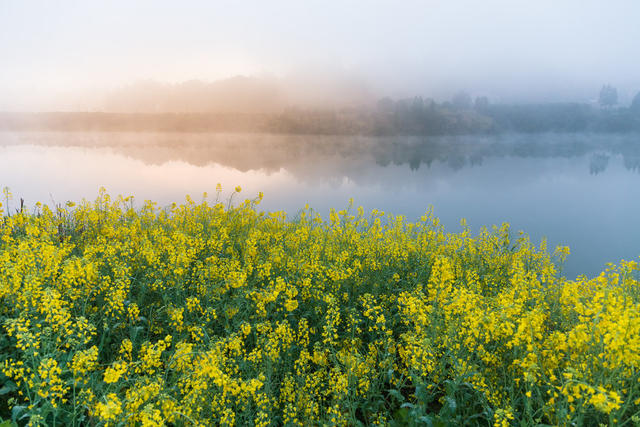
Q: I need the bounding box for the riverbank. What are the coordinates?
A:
[0,190,638,425]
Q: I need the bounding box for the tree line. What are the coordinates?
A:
[2,87,640,135]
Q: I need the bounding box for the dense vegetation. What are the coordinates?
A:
[1,188,639,426]
[2,99,640,136]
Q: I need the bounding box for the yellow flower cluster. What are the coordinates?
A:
[0,188,639,425]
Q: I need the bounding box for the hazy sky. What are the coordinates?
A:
[2,0,640,109]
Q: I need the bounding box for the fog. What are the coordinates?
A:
[2,0,640,111]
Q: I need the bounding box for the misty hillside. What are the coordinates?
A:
[103,77,284,113]
[99,75,374,113]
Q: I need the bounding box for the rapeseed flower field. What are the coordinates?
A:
[0,187,639,426]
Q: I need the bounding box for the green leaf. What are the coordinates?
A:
[0,381,17,395]
[10,406,25,423]
[388,389,405,402]
[445,396,457,411]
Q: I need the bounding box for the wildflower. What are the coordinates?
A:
[72,346,99,378]
[241,323,252,336]
[95,393,122,422]
[284,298,298,311]
[104,361,128,384]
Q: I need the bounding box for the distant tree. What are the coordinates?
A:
[424,98,436,109]
[376,97,394,112]
[631,91,640,112]
[599,84,618,108]
[474,96,489,111]
[395,99,410,115]
[452,91,472,109]
[411,96,424,114]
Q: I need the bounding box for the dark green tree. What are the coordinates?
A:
[474,96,489,111]
[599,84,618,108]
[631,91,640,112]
[452,91,472,109]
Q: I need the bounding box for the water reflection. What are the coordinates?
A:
[1,131,640,279]
[2,132,640,178]
[589,154,610,175]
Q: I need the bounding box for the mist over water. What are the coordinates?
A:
[1,131,640,278]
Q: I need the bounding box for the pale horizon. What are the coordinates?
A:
[2,0,640,111]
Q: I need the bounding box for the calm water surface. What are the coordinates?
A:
[1,131,640,279]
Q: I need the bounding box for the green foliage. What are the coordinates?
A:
[0,189,639,426]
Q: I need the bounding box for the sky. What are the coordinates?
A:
[1,0,640,110]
